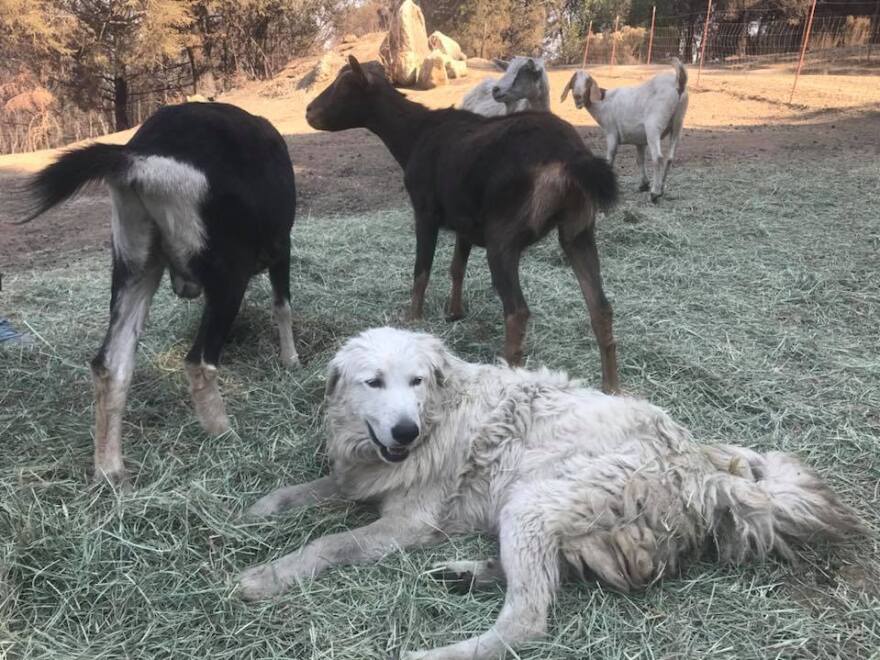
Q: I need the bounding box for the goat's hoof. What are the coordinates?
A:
[90,466,130,490]
[280,353,300,369]
[203,415,230,436]
[445,311,465,322]
[638,182,651,192]
[650,193,662,204]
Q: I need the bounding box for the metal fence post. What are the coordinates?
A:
[697,0,713,88]
[582,19,593,67]
[611,14,620,66]
[647,5,656,65]
[789,0,818,103]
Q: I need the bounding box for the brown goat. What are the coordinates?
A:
[307,56,620,392]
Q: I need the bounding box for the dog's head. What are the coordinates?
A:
[325,327,450,464]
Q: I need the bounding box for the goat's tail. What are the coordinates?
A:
[566,154,618,212]
[701,445,866,565]
[16,143,130,224]
[671,57,688,96]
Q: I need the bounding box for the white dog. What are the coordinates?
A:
[238,327,862,660]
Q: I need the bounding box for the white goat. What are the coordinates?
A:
[561,60,688,202]
[460,56,550,117]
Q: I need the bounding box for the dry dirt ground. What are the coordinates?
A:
[1,40,879,270]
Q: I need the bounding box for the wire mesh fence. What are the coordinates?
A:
[580,14,880,69]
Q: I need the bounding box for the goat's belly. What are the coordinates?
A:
[441,219,486,247]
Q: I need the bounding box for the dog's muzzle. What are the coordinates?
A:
[366,421,410,463]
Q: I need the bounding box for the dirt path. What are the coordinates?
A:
[2,60,879,272]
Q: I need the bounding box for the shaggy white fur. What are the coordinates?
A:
[239,327,863,660]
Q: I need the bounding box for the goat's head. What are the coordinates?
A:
[306,56,388,131]
[561,70,604,109]
[491,56,546,106]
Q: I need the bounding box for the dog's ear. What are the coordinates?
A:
[325,365,341,399]
[433,367,446,388]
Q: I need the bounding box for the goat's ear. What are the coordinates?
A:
[589,78,604,105]
[348,55,369,85]
[325,365,341,399]
[561,72,576,102]
[493,58,510,71]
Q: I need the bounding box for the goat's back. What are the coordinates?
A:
[404,110,615,239]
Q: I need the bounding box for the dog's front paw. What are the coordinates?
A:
[244,495,281,520]
[237,563,288,601]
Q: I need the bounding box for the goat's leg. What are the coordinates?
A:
[487,246,529,366]
[660,121,685,196]
[408,218,439,321]
[646,129,665,203]
[185,269,250,435]
[268,241,300,368]
[405,498,560,660]
[636,144,650,192]
[559,227,619,393]
[605,133,619,167]
[91,252,164,483]
[445,235,472,322]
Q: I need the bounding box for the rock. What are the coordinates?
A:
[428,31,466,61]
[342,33,358,44]
[417,50,448,90]
[444,57,468,79]
[379,0,430,87]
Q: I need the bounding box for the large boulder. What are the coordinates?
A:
[379,0,430,87]
[428,31,466,61]
[417,50,448,89]
[444,57,468,79]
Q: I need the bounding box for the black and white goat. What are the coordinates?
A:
[20,102,299,482]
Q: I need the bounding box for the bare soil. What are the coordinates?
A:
[2,40,879,272]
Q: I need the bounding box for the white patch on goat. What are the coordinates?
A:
[93,259,164,479]
[185,361,230,436]
[274,301,299,368]
[127,155,209,265]
[109,186,155,265]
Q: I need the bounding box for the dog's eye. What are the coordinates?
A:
[365,377,384,388]
[410,377,423,387]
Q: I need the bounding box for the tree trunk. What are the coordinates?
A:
[114,76,130,131]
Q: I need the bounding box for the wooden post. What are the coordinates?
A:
[611,14,620,66]
[696,0,713,88]
[789,0,818,103]
[867,0,879,61]
[582,19,593,67]
[647,5,656,65]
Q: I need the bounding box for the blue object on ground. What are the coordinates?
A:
[0,318,32,345]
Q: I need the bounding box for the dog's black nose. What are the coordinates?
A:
[492,86,500,95]
[391,420,419,445]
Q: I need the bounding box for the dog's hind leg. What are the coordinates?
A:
[406,494,559,660]
[430,558,505,593]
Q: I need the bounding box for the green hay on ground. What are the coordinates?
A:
[1,155,879,659]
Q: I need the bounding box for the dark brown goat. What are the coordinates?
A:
[307,56,620,392]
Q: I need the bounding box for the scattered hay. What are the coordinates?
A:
[1,155,878,658]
